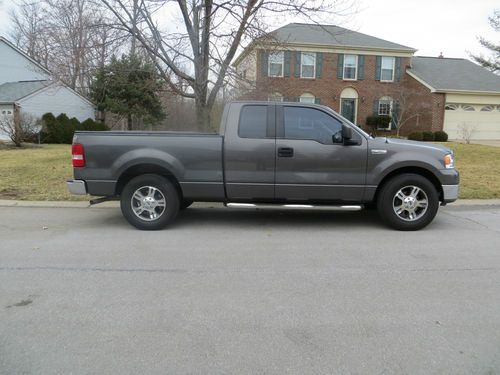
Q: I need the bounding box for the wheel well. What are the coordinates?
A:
[374,167,443,203]
[115,164,183,198]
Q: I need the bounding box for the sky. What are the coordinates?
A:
[0,0,497,60]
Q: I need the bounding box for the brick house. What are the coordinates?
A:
[233,23,500,139]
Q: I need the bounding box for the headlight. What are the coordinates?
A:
[444,153,454,169]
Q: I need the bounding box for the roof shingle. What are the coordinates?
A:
[0,80,52,102]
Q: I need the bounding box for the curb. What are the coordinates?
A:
[0,199,499,209]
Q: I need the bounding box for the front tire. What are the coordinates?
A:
[120,174,180,230]
[377,173,439,231]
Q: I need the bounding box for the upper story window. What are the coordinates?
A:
[268,51,284,77]
[238,105,268,139]
[299,93,316,104]
[378,97,393,116]
[283,106,343,145]
[343,55,358,80]
[380,56,395,81]
[301,52,316,78]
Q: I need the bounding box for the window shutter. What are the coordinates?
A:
[357,55,365,80]
[375,56,381,80]
[395,57,402,81]
[337,54,344,79]
[261,50,268,77]
[373,99,379,115]
[391,101,400,129]
[314,97,321,104]
[315,53,323,78]
[284,51,291,77]
[294,51,301,77]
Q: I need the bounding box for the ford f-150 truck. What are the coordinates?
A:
[67,101,459,231]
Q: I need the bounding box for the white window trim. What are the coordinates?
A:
[343,54,358,81]
[268,51,284,78]
[380,56,395,82]
[300,52,316,79]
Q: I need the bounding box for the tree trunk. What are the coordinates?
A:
[13,105,22,147]
[127,113,133,130]
[195,102,211,132]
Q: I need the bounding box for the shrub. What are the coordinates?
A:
[422,131,435,142]
[366,115,391,129]
[408,132,423,141]
[41,113,107,143]
[434,130,448,142]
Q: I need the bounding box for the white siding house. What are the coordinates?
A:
[0,36,95,140]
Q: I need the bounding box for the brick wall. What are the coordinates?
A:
[240,49,444,135]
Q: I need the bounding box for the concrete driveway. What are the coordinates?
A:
[1,204,500,374]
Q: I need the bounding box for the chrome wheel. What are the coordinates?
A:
[130,186,166,221]
[392,185,428,222]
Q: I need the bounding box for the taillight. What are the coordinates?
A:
[72,143,85,167]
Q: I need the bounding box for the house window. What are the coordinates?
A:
[299,93,316,103]
[343,55,357,80]
[462,105,475,111]
[268,51,284,77]
[481,105,494,112]
[380,56,395,81]
[445,104,458,110]
[378,100,393,116]
[301,52,316,78]
[268,93,284,102]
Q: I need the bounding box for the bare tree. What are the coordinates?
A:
[100,0,354,130]
[470,9,499,74]
[458,122,477,144]
[0,109,40,147]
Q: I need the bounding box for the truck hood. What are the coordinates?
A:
[370,137,452,154]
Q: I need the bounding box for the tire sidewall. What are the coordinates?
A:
[120,174,180,230]
[377,174,439,231]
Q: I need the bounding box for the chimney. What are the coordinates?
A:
[438,52,444,58]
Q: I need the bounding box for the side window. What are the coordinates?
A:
[238,105,268,139]
[283,106,343,144]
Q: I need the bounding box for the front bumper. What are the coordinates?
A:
[442,184,459,203]
[67,180,87,195]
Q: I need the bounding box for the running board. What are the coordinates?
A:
[224,203,363,211]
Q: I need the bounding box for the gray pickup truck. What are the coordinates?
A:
[67,101,459,231]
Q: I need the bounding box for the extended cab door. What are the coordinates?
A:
[275,104,368,202]
[223,102,276,200]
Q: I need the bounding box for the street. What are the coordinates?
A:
[1,204,500,374]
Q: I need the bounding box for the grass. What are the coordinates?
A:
[0,142,499,201]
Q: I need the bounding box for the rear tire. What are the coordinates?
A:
[377,173,439,231]
[120,174,179,230]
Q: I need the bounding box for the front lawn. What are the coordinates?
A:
[0,142,499,200]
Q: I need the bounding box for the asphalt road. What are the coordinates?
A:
[1,204,500,375]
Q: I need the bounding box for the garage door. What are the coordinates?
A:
[444,104,500,140]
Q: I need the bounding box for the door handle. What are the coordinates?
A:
[278,147,294,157]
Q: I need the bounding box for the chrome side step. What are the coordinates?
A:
[224,203,363,211]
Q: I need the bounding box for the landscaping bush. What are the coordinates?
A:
[408,132,423,141]
[422,131,435,142]
[434,130,448,142]
[41,113,108,143]
[366,115,391,130]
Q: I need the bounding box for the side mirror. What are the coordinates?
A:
[341,124,359,146]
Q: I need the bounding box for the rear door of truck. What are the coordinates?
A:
[223,102,276,200]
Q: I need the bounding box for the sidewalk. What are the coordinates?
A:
[1,199,499,208]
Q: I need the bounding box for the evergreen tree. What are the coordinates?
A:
[91,55,165,130]
[471,10,499,74]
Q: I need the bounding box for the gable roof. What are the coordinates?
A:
[0,80,52,103]
[408,56,500,94]
[0,36,52,76]
[267,23,417,52]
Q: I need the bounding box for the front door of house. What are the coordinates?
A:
[340,98,356,123]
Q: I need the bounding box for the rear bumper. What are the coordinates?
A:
[442,184,459,203]
[67,180,87,195]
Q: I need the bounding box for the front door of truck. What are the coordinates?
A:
[275,104,367,202]
[224,103,276,200]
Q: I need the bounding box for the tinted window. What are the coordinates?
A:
[238,105,268,139]
[283,107,343,144]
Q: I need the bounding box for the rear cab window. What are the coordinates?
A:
[238,105,270,139]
